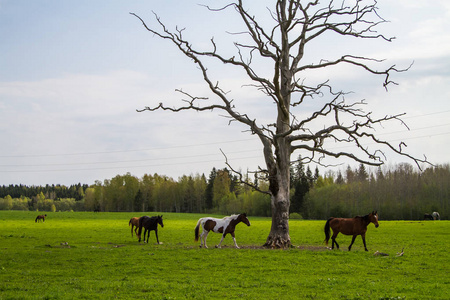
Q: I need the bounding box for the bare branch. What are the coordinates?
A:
[220,149,271,195]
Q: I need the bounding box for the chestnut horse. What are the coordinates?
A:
[138,215,164,244]
[194,213,250,249]
[324,211,379,251]
[35,214,47,223]
[129,217,140,238]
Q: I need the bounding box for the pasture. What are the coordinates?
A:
[0,211,448,299]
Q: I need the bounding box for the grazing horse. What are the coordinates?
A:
[424,213,434,220]
[324,211,379,251]
[194,213,251,249]
[35,214,47,223]
[129,217,140,238]
[432,211,440,220]
[138,215,164,244]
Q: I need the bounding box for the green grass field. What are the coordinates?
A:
[0,211,448,299]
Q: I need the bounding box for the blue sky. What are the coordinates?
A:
[0,0,449,186]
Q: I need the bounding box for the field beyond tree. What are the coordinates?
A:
[0,211,448,299]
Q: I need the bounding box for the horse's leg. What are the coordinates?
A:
[331,232,339,250]
[348,235,357,251]
[146,229,150,244]
[202,231,209,248]
[155,229,160,244]
[216,234,226,248]
[230,232,239,249]
[199,230,204,248]
[361,233,368,251]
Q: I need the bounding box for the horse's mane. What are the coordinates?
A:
[223,214,239,219]
[355,214,370,221]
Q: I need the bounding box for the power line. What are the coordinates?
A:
[1,111,448,174]
[2,110,448,159]
[0,138,255,158]
[402,110,450,119]
[3,131,448,173]
[0,148,260,168]
[0,155,261,173]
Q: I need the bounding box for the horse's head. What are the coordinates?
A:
[240,213,251,227]
[370,211,379,228]
[158,215,164,228]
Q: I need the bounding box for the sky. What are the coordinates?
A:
[0,0,449,186]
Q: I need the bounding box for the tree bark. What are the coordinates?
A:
[264,182,291,248]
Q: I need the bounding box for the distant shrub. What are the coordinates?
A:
[290,213,303,220]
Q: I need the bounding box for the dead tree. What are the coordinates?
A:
[131,0,428,248]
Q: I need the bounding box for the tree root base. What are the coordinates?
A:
[263,236,291,249]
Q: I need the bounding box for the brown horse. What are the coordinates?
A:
[129,217,140,238]
[324,211,379,251]
[35,214,47,223]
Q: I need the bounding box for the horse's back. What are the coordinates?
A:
[198,217,226,233]
[141,216,159,230]
[330,217,364,235]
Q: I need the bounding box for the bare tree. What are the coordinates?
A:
[131,0,428,248]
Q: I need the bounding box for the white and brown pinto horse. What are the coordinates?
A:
[194,213,250,248]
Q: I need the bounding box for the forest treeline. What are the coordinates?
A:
[0,163,448,220]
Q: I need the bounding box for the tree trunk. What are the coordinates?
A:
[263,134,292,248]
[264,183,291,248]
[262,30,293,248]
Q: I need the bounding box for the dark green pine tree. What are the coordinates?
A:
[290,158,310,214]
[205,168,217,210]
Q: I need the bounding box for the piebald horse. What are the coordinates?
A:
[35,214,47,223]
[432,211,440,220]
[128,217,140,238]
[194,213,250,249]
[324,211,379,251]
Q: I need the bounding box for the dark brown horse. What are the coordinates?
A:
[138,215,164,244]
[35,214,47,223]
[424,213,434,220]
[324,211,379,251]
[129,217,140,238]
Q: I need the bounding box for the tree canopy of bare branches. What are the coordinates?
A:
[131,0,429,248]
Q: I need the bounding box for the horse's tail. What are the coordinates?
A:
[194,218,202,242]
[35,216,38,222]
[324,218,333,245]
[129,218,134,237]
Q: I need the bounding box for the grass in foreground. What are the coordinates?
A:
[0,211,448,299]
